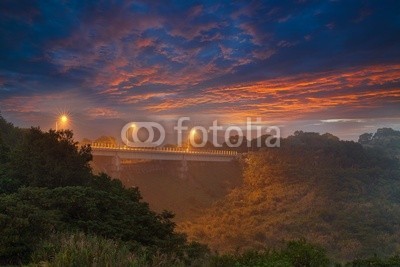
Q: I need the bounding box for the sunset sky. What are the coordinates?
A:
[1,0,399,141]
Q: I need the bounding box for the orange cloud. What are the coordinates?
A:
[140,64,400,122]
[85,107,121,118]
[121,92,176,104]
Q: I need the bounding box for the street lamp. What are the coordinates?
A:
[187,129,196,151]
[127,124,136,145]
[56,115,68,131]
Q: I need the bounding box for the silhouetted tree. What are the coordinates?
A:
[0,133,8,164]
[0,133,19,193]
[0,114,24,148]
[222,135,248,152]
[5,128,92,189]
[358,133,373,144]
[94,136,117,145]
[359,128,400,159]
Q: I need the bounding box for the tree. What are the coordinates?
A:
[0,133,9,164]
[374,128,400,139]
[222,135,248,152]
[358,133,373,145]
[0,117,208,265]
[80,138,92,145]
[0,185,190,264]
[0,192,59,265]
[0,114,24,148]
[93,136,117,146]
[5,128,93,189]
[284,239,330,267]
[0,133,18,194]
[359,128,400,159]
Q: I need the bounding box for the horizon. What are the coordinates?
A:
[1,112,397,144]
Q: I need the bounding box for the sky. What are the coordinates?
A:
[0,0,399,142]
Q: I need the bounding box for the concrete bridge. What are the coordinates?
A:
[90,143,238,179]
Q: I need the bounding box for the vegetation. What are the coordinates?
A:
[180,130,400,262]
[93,135,118,146]
[0,114,25,149]
[3,128,93,191]
[210,239,330,267]
[30,233,137,266]
[1,114,400,266]
[359,127,400,159]
[0,116,207,265]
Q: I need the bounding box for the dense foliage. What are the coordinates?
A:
[359,127,400,159]
[0,114,24,149]
[0,116,206,265]
[2,128,93,191]
[180,130,400,262]
[210,239,330,267]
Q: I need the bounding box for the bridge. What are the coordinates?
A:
[90,143,238,179]
[90,143,237,161]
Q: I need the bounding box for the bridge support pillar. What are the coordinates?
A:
[111,155,121,179]
[179,159,188,180]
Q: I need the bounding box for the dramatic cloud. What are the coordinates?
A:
[0,0,399,140]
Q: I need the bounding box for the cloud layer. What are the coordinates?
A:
[0,0,399,139]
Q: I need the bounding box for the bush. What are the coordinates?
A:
[0,194,59,265]
[209,239,329,267]
[283,239,330,267]
[348,254,400,266]
[31,232,136,266]
[30,232,210,267]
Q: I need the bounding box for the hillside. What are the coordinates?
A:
[179,131,400,261]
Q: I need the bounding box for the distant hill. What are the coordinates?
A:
[179,130,400,261]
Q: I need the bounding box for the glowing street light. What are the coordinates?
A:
[128,123,136,139]
[61,115,68,123]
[56,114,68,131]
[190,129,196,137]
[187,129,197,151]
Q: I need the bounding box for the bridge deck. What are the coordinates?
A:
[90,143,238,162]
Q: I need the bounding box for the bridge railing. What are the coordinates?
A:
[89,143,238,156]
